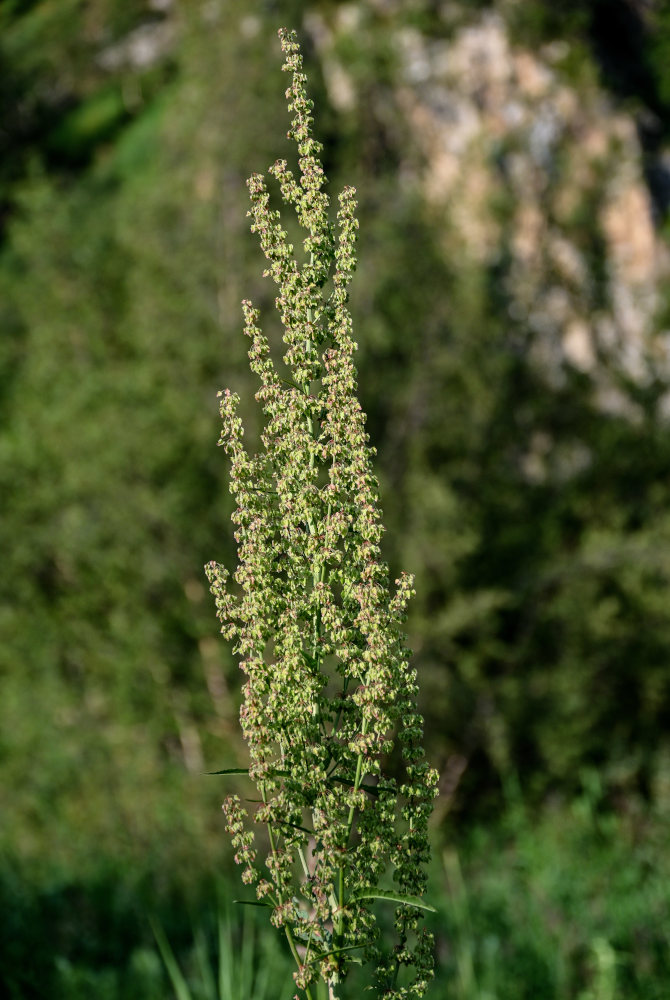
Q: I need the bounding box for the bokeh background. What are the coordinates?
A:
[3,1,670,997]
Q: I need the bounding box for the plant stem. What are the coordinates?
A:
[284,924,315,1000]
[263,781,315,1000]
[331,720,368,991]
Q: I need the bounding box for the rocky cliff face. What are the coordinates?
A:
[307,4,670,415]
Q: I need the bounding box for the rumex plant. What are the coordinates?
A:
[206,28,438,1000]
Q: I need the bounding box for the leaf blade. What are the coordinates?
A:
[351,889,436,912]
[207,767,250,775]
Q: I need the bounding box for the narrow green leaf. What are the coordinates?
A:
[304,941,372,967]
[328,774,378,796]
[233,899,272,908]
[327,774,395,797]
[276,819,313,835]
[150,918,193,1000]
[207,767,249,775]
[351,889,436,912]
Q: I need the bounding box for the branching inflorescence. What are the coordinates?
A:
[206,28,438,1000]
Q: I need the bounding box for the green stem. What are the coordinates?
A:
[262,783,315,1000]
[342,729,367,855]
[298,844,310,879]
[304,923,316,967]
[330,676,350,744]
[332,719,368,986]
[303,254,344,1000]
[284,924,315,1000]
[391,955,401,991]
[303,290,332,736]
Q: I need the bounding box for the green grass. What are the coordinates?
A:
[428,778,670,1000]
[152,900,294,1000]
[2,783,669,999]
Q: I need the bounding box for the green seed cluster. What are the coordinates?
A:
[207,28,438,999]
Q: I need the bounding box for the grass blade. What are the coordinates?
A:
[150,918,192,1000]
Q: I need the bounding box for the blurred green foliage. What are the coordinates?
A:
[433,773,670,1000]
[2,0,670,995]
[3,783,669,999]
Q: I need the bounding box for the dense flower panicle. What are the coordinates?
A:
[206,28,438,999]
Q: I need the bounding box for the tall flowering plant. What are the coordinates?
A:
[206,28,438,1000]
